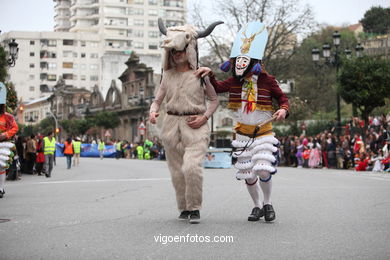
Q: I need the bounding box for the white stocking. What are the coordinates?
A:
[246,177,262,208]
[260,178,272,205]
[0,172,5,192]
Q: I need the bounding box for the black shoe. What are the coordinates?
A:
[178,210,191,220]
[0,189,4,198]
[189,210,200,224]
[263,204,276,222]
[248,207,264,221]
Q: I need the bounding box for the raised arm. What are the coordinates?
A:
[195,67,233,93]
[203,76,219,119]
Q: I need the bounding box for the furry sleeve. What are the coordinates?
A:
[149,80,167,113]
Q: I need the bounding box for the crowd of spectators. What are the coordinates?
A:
[278,115,390,172]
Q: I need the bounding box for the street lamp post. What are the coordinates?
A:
[7,39,19,67]
[311,30,363,137]
[47,109,58,134]
[0,30,19,66]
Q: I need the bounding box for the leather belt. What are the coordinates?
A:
[167,111,204,116]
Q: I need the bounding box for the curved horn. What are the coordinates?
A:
[158,18,167,35]
[196,21,224,38]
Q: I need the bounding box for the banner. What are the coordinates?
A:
[203,148,232,169]
[55,143,116,158]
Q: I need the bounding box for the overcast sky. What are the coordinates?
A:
[0,0,389,33]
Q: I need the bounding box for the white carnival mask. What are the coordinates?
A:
[235,55,251,76]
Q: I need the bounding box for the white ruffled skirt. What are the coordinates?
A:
[232,133,280,180]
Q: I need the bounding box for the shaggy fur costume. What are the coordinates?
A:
[152,70,211,211]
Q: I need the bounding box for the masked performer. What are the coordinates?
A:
[196,22,289,222]
[149,19,222,224]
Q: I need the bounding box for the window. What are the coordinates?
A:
[90,64,98,70]
[48,63,57,70]
[222,118,233,127]
[48,74,57,81]
[29,75,35,80]
[63,73,73,80]
[148,9,158,16]
[90,53,98,58]
[148,0,158,5]
[148,20,158,27]
[148,43,158,50]
[29,63,35,68]
[29,86,35,92]
[129,8,144,15]
[63,62,73,69]
[30,52,35,57]
[90,75,98,81]
[48,40,57,47]
[73,52,78,58]
[81,53,86,58]
[30,40,35,45]
[80,41,86,47]
[134,19,144,26]
[133,30,144,37]
[81,75,86,81]
[80,64,86,70]
[63,50,72,57]
[63,39,74,46]
[148,31,159,38]
[90,42,98,47]
[133,42,144,49]
[134,0,144,4]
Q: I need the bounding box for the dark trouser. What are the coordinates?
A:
[44,154,54,177]
[27,152,36,174]
[65,154,72,169]
[35,163,44,174]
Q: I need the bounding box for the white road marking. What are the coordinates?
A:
[33,178,171,185]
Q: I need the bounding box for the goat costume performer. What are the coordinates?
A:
[0,82,19,199]
[197,21,289,222]
[149,18,222,223]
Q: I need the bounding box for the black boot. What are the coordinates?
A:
[178,210,191,220]
[248,207,264,221]
[263,204,276,222]
[189,210,200,224]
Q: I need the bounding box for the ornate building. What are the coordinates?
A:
[49,77,91,121]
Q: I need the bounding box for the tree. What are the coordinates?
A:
[360,6,390,35]
[338,56,390,134]
[286,27,358,114]
[0,46,7,82]
[191,0,316,76]
[60,118,95,136]
[37,117,57,136]
[6,82,17,111]
[94,111,120,130]
[0,46,18,111]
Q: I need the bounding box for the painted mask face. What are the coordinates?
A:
[235,55,251,76]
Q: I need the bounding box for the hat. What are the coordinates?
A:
[0,82,7,105]
[230,21,268,60]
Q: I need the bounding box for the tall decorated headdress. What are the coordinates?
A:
[158,18,223,71]
[220,21,269,75]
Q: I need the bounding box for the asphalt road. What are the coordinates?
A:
[1,157,390,260]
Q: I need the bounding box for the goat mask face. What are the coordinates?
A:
[158,18,223,71]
